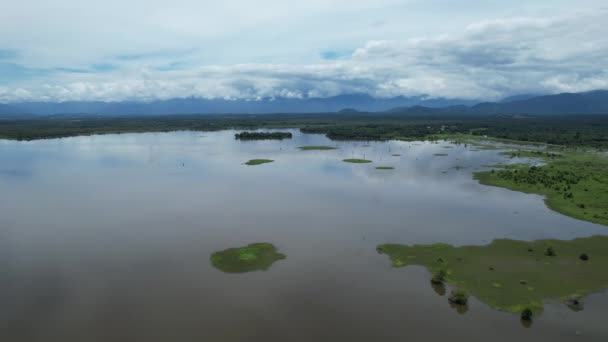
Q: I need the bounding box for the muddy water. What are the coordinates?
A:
[0,130,606,341]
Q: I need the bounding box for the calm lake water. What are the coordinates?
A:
[1,129,607,341]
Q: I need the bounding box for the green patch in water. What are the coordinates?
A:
[474,151,608,226]
[298,146,338,150]
[343,159,372,164]
[377,235,608,318]
[211,243,286,273]
[245,159,274,166]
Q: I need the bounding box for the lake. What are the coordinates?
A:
[1,129,606,341]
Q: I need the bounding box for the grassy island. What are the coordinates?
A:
[343,159,372,163]
[474,151,608,226]
[376,166,395,170]
[245,159,274,166]
[434,153,448,156]
[297,146,338,150]
[210,243,286,273]
[377,235,608,318]
[235,131,292,140]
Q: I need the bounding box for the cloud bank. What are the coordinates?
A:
[0,2,607,103]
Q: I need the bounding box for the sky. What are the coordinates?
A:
[0,0,607,103]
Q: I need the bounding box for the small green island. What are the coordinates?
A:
[343,159,372,163]
[376,166,395,170]
[235,131,293,140]
[298,146,338,150]
[245,159,274,166]
[434,153,449,156]
[377,235,608,320]
[210,243,286,273]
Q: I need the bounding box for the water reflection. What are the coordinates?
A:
[0,130,607,341]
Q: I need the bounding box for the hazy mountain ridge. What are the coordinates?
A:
[1,90,608,117]
[2,94,478,116]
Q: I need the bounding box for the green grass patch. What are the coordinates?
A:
[210,243,286,273]
[297,146,338,150]
[343,159,372,163]
[376,166,395,170]
[377,235,608,317]
[474,152,608,226]
[434,153,449,157]
[245,159,274,166]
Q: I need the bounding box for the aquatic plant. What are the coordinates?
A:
[377,235,608,317]
[343,159,372,163]
[210,243,286,273]
[298,146,338,150]
[245,159,274,165]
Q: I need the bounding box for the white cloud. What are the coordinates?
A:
[0,2,607,102]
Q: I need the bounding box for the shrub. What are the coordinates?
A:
[580,253,589,261]
[431,269,447,284]
[545,247,556,256]
[521,308,533,321]
[448,289,469,306]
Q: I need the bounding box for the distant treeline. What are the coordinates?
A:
[235,131,293,140]
[1,113,608,148]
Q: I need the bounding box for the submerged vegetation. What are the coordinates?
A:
[475,150,608,226]
[297,146,338,150]
[343,159,372,164]
[376,166,395,170]
[377,235,608,318]
[210,243,286,273]
[235,131,292,140]
[245,159,274,166]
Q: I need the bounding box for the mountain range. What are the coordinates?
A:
[1,90,608,117]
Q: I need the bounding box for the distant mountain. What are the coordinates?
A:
[6,94,479,116]
[13,101,108,116]
[0,103,30,118]
[473,90,608,115]
[3,90,608,117]
[500,94,543,103]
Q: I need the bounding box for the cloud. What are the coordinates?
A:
[0,3,607,102]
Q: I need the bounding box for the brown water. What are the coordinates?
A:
[0,130,606,341]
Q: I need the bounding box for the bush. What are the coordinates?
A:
[521,308,533,321]
[545,247,556,256]
[448,289,469,306]
[431,269,447,284]
[580,253,589,261]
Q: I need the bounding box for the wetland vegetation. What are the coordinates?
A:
[343,159,372,163]
[474,151,608,226]
[245,159,274,165]
[210,243,286,273]
[235,131,293,140]
[2,113,608,149]
[297,145,338,150]
[377,235,608,319]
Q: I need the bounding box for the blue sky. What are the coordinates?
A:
[0,0,607,102]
